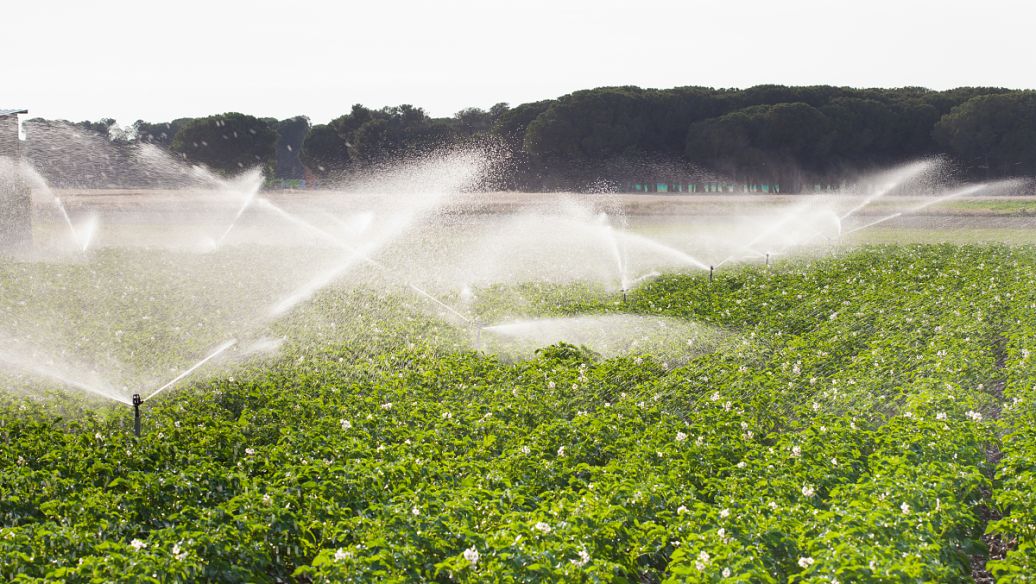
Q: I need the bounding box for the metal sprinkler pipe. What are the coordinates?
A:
[622,288,627,304]
[132,393,142,437]
[765,253,770,267]
[709,265,714,283]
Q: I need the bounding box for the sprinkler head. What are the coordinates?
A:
[709,265,714,283]
[132,393,143,437]
[622,288,628,304]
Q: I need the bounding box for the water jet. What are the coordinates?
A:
[144,339,237,402]
[480,314,723,360]
[257,197,474,325]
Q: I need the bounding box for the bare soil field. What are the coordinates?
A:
[30,189,1036,248]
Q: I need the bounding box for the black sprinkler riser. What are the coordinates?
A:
[132,393,142,437]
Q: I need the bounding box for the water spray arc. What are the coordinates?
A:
[480,314,720,359]
[842,213,903,237]
[50,193,100,253]
[257,197,476,330]
[11,160,102,253]
[128,339,237,436]
[617,270,662,304]
[714,205,809,269]
[403,280,473,325]
[554,211,709,294]
[838,159,938,222]
[208,168,266,248]
[145,339,237,402]
[215,192,259,247]
[53,197,78,245]
[0,341,127,404]
[841,180,1023,237]
[702,162,967,268]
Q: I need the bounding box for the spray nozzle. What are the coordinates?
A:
[132,393,143,437]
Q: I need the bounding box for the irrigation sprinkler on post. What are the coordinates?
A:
[765,253,770,267]
[132,394,143,437]
[709,265,714,283]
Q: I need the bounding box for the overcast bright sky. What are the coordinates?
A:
[2,0,1034,125]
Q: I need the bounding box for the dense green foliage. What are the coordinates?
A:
[933,92,1036,177]
[300,124,350,175]
[28,85,1036,190]
[274,117,311,181]
[301,103,508,173]
[2,245,1035,581]
[169,113,278,175]
[134,118,195,149]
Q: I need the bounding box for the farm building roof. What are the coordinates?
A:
[0,109,28,117]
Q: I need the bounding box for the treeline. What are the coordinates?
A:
[24,85,1036,191]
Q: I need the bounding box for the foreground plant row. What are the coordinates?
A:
[1,244,1034,582]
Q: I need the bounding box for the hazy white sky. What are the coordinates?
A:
[2,0,1034,125]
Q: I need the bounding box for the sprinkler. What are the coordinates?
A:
[132,393,143,437]
[765,253,770,267]
[709,265,714,283]
[622,288,628,304]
